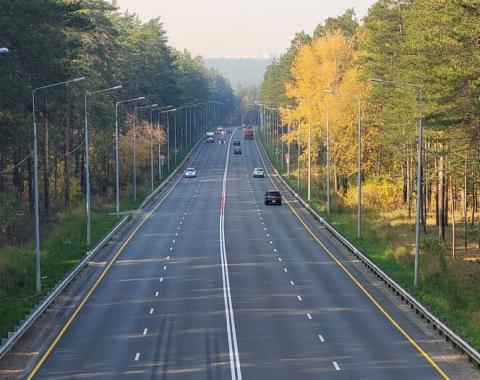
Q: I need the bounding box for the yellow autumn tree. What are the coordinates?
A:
[119,114,166,181]
[282,29,372,196]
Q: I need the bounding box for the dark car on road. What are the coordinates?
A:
[264,190,281,205]
[233,146,242,154]
[206,136,214,143]
[233,139,241,146]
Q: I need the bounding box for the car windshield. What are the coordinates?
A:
[267,191,280,196]
[187,168,195,171]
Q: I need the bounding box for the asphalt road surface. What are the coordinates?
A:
[31,129,454,379]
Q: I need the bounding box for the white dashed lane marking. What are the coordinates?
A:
[143,328,148,335]
[318,334,325,343]
[333,362,340,371]
[134,353,140,361]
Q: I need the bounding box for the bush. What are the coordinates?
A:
[345,176,403,212]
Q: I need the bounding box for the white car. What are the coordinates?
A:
[253,168,264,178]
[184,167,196,178]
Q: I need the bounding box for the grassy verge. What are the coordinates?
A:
[260,132,480,349]
[0,211,116,340]
[0,143,197,342]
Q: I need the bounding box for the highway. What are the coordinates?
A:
[30,128,452,379]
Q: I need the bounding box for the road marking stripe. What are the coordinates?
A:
[307,313,312,320]
[283,267,288,273]
[278,257,282,262]
[27,138,211,379]
[318,334,325,342]
[155,291,159,297]
[135,353,140,361]
[253,134,450,380]
[149,308,154,315]
[290,281,295,286]
[163,266,167,270]
[143,328,148,335]
[220,133,242,380]
[297,296,302,301]
[333,361,340,370]
[160,277,163,282]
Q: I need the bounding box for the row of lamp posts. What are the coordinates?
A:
[30,69,223,292]
[256,79,423,287]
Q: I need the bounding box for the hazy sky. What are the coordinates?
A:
[115,0,377,58]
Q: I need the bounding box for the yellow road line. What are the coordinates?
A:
[28,143,203,379]
[256,136,449,380]
[27,212,150,379]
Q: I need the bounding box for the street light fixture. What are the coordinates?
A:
[115,96,145,217]
[32,76,86,293]
[133,103,158,202]
[84,85,122,246]
[370,77,424,287]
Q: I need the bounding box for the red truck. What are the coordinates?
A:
[244,128,254,140]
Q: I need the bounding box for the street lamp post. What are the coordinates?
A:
[115,96,145,217]
[133,103,157,202]
[324,89,361,231]
[84,85,122,246]
[32,76,85,293]
[153,106,173,182]
[157,108,177,177]
[370,78,424,287]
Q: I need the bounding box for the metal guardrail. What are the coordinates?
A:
[0,215,129,361]
[0,138,205,361]
[258,135,480,368]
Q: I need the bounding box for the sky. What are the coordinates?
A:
[115,0,377,58]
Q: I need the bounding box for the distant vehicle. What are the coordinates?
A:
[244,129,254,140]
[242,124,246,128]
[233,146,242,154]
[219,137,225,144]
[216,127,224,134]
[206,136,214,143]
[233,139,241,146]
[264,190,282,205]
[226,128,233,134]
[206,131,215,137]
[245,125,253,129]
[184,167,196,178]
[253,168,264,178]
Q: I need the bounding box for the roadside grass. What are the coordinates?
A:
[261,133,480,349]
[0,144,195,342]
[0,211,116,340]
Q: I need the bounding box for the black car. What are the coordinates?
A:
[233,146,242,154]
[233,139,241,146]
[264,190,281,205]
